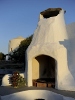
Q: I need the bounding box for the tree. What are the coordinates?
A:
[18,34,33,63]
[0,52,5,60]
[10,35,33,63]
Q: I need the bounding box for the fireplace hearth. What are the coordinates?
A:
[33,78,55,88]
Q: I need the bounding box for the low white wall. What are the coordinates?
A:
[1,73,24,86]
[1,90,75,100]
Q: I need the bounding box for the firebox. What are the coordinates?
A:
[32,55,56,87]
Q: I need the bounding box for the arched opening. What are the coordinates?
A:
[32,55,56,88]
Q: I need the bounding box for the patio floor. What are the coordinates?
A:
[0,86,75,99]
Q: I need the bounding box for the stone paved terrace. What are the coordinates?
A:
[0,86,75,99]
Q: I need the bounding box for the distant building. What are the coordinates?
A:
[8,36,25,54]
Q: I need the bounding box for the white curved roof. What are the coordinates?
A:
[15,36,25,39]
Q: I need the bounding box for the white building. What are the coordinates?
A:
[25,8,75,91]
[8,36,25,53]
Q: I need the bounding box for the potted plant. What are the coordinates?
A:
[10,71,26,88]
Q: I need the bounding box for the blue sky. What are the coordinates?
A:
[0,0,75,54]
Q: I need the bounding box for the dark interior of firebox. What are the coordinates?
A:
[35,55,56,83]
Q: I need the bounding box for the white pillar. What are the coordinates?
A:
[27,59,32,86]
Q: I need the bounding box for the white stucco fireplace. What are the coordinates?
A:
[25,8,75,91]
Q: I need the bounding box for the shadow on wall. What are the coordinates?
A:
[66,23,75,80]
[59,38,75,81]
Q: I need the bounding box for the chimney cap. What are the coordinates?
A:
[40,8,66,18]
